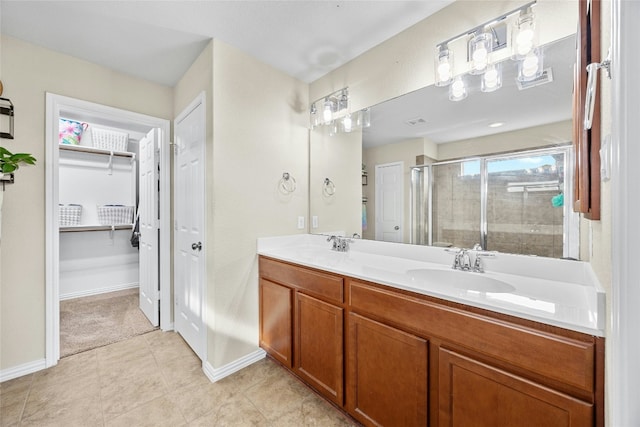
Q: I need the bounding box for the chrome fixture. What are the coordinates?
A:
[278,172,296,194]
[309,88,370,135]
[584,49,612,130]
[323,177,336,196]
[434,1,539,102]
[447,245,496,273]
[327,235,352,252]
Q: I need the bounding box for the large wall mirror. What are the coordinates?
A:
[309,1,586,260]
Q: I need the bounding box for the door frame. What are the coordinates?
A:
[45,93,171,367]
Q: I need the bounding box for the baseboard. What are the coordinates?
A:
[0,358,46,382]
[59,283,139,300]
[202,348,266,383]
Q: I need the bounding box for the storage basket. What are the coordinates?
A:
[91,127,129,152]
[59,204,82,226]
[97,205,134,225]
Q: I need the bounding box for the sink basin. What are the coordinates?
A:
[406,269,516,293]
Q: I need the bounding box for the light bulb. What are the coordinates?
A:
[481,63,502,92]
[518,51,542,81]
[323,98,333,123]
[343,114,352,132]
[469,32,492,74]
[435,45,453,86]
[449,77,467,101]
[512,8,537,59]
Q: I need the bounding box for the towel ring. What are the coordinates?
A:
[323,178,336,196]
[279,172,296,194]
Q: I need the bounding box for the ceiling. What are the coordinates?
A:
[0,0,453,86]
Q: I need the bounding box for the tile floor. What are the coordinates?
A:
[0,331,358,426]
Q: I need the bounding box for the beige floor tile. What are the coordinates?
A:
[271,394,357,427]
[105,395,186,427]
[171,380,238,423]
[100,368,168,420]
[188,394,268,427]
[0,374,32,426]
[216,357,285,393]
[19,394,103,427]
[158,352,209,392]
[145,331,196,364]
[22,373,100,421]
[244,369,314,420]
[97,334,151,367]
[31,350,98,390]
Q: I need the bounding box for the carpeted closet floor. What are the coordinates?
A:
[60,288,157,358]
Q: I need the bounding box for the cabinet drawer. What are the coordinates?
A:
[260,257,344,304]
[348,280,595,396]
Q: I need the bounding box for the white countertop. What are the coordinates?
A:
[257,234,605,337]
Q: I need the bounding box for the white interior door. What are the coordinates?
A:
[174,94,206,360]
[375,162,404,243]
[139,129,160,326]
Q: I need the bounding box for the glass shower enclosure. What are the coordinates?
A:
[410,146,578,258]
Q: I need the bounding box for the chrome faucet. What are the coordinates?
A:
[447,244,496,273]
[327,235,352,252]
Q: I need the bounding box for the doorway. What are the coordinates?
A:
[45,93,171,366]
[375,162,404,242]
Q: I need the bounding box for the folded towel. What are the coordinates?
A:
[362,203,367,231]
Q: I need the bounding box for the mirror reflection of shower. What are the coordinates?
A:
[411,145,579,259]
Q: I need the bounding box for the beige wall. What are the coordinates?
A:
[209,40,308,368]
[310,127,362,236]
[0,35,173,370]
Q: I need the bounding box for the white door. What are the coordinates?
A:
[375,162,404,243]
[174,95,206,360]
[139,129,160,326]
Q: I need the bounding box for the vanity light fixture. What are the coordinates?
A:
[309,87,371,135]
[434,1,538,102]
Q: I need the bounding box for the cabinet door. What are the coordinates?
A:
[347,313,428,427]
[295,292,344,406]
[259,279,293,368]
[438,348,593,427]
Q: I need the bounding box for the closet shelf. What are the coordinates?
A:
[60,224,133,233]
[59,144,134,158]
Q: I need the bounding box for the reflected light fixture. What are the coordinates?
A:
[435,44,454,86]
[342,113,353,132]
[323,97,334,123]
[309,88,370,135]
[449,76,467,101]
[469,32,493,74]
[481,63,502,92]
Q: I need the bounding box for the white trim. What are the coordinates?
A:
[202,349,267,382]
[374,161,405,242]
[59,283,139,301]
[45,93,171,368]
[610,1,640,425]
[0,359,46,382]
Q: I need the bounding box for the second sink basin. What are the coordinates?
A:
[406,268,516,293]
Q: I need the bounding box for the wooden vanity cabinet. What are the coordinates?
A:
[259,257,345,406]
[258,257,604,427]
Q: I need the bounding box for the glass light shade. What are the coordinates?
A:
[357,108,371,128]
[481,63,502,92]
[338,90,349,113]
[517,49,543,82]
[342,114,353,133]
[469,32,493,75]
[511,9,537,59]
[328,120,338,136]
[323,98,333,123]
[449,76,467,101]
[310,102,320,128]
[435,45,454,86]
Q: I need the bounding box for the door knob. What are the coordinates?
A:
[192,242,202,251]
[394,226,400,230]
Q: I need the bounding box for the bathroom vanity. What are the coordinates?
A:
[258,235,605,427]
